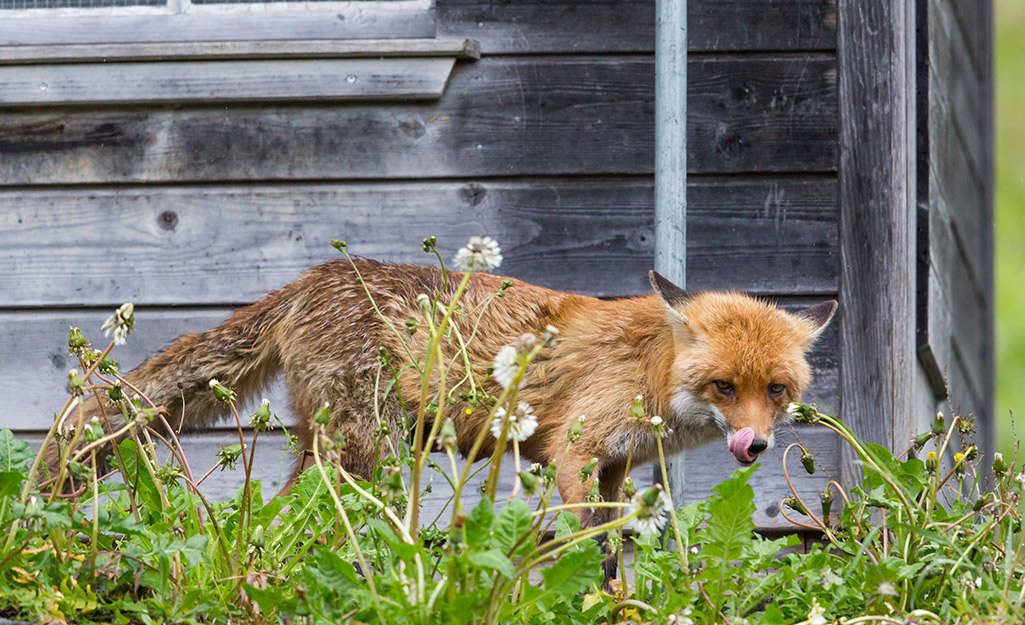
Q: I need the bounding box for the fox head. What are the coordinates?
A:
[649,271,837,465]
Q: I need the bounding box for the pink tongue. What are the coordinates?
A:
[729,427,756,463]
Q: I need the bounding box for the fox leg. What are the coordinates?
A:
[596,462,627,583]
[283,368,403,494]
[555,454,595,521]
[556,456,627,584]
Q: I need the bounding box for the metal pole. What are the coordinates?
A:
[654,0,687,509]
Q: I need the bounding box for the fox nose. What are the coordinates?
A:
[748,438,769,455]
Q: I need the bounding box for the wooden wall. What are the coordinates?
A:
[1,0,844,530]
[915,0,994,455]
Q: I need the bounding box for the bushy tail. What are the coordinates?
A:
[43,286,293,482]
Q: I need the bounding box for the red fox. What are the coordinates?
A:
[47,258,835,515]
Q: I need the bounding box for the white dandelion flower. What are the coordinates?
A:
[101,302,135,345]
[787,402,801,416]
[492,345,520,389]
[453,236,503,272]
[490,401,538,442]
[628,486,670,536]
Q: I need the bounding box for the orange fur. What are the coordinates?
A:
[44,259,835,521]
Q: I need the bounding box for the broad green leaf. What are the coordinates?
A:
[117,439,162,513]
[494,499,533,556]
[0,429,33,473]
[0,470,23,499]
[675,500,704,531]
[305,547,361,593]
[465,497,495,548]
[467,548,515,579]
[539,541,602,600]
[365,518,421,561]
[554,511,580,542]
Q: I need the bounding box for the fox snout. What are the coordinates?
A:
[727,427,773,464]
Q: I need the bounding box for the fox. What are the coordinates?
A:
[44,257,836,521]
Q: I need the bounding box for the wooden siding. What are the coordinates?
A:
[915,0,994,452]
[0,56,837,184]
[0,178,837,306]
[0,0,843,531]
[836,0,918,484]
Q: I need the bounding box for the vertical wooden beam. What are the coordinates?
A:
[837,0,917,486]
[654,0,687,506]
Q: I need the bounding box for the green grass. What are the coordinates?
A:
[996,0,1025,458]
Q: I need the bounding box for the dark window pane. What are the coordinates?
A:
[1,0,163,7]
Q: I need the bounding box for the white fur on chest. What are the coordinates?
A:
[603,390,725,464]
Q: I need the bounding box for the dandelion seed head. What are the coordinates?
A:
[492,345,520,389]
[628,487,669,536]
[490,401,538,442]
[453,236,502,272]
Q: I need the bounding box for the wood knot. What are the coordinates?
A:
[158,210,179,232]
[459,183,487,206]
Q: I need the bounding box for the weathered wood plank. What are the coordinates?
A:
[0,4,436,46]
[943,0,989,77]
[0,58,456,106]
[0,39,482,65]
[928,85,987,289]
[0,300,838,432]
[437,0,837,54]
[0,177,837,307]
[837,0,917,485]
[0,56,838,183]
[928,0,985,184]
[919,263,986,412]
[927,196,987,397]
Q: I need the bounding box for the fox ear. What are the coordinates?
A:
[649,270,690,326]
[794,300,838,340]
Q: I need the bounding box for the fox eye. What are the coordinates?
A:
[768,383,786,398]
[713,380,735,396]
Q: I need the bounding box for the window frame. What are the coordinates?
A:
[0,0,435,45]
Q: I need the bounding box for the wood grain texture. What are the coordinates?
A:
[0,58,456,106]
[0,39,482,64]
[0,5,436,46]
[0,301,838,432]
[14,424,838,532]
[0,56,837,184]
[837,0,917,486]
[0,178,836,306]
[927,197,987,399]
[916,0,992,436]
[943,0,989,76]
[927,0,986,190]
[928,88,987,290]
[437,0,837,54]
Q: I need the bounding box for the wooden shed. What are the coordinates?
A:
[0,0,992,532]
